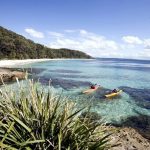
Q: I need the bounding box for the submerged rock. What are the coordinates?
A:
[24,68,46,74]
[48,69,82,74]
[80,111,102,123]
[43,73,92,79]
[38,76,92,90]
[110,113,150,140]
[119,86,150,109]
[120,86,150,102]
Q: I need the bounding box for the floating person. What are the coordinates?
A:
[82,84,100,94]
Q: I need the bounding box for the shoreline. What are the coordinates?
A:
[0,59,150,149]
[0,58,94,67]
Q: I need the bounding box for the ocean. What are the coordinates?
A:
[11,58,150,126]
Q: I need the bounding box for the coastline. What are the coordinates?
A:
[0,58,94,67]
[0,58,95,84]
[0,59,150,149]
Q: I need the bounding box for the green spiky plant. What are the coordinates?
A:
[0,79,111,150]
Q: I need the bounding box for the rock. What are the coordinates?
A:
[24,68,46,74]
[108,113,150,141]
[11,71,26,80]
[48,69,82,74]
[0,68,26,84]
[37,76,92,90]
[107,126,150,150]
[119,86,150,109]
[80,111,101,123]
[43,73,92,79]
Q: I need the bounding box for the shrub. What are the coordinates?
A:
[0,80,111,149]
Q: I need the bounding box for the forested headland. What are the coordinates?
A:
[0,26,92,59]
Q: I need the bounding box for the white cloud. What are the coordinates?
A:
[143,39,150,49]
[24,27,150,59]
[48,30,119,57]
[64,29,77,33]
[122,36,143,44]
[25,28,44,38]
[138,49,150,58]
[79,29,88,35]
[48,31,64,38]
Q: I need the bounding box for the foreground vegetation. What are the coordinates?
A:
[0,26,91,59]
[0,80,111,149]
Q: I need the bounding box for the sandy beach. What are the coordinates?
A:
[0,58,94,68]
[0,59,53,67]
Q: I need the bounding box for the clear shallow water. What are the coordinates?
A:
[15,58,150,124]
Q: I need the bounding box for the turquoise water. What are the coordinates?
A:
[15,58,150,123]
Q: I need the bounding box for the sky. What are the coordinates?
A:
[1,0,150,59]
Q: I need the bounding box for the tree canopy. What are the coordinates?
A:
[0,26,92,59]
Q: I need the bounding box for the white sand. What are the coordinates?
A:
[0,58,94,67]
[0,59,51,67]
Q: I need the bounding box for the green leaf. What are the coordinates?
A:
[21,139,45,146]
[1,121,15,143]
[9,114,36,140]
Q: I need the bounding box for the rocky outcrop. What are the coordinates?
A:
[107,126,150,150]
[0,68,26,84]
[80,112,150,149]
